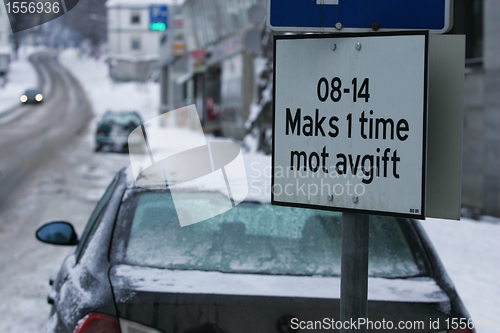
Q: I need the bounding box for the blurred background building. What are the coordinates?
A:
[452,0,500,217]
[158,9,187,117]
[0,4,12,77]
[106,0,171,81]
[159,0,266,139]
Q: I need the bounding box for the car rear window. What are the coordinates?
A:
[117,191,422,277]
[103,112,141,126]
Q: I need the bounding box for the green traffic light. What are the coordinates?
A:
[150,22,166,31]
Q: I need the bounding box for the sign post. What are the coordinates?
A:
[272,31,428,332]
[269,1,457,330]
[340,212,369,333]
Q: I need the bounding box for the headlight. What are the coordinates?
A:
[20,95,28,103]
[35,94,43,102]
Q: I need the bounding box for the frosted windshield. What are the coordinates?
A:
[122,192,421,277]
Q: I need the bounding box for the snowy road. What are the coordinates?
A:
[0,51,92,208]
[0,50,95,332]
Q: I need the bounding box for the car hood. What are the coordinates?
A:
[110,264,451,333]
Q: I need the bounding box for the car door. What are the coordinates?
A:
[45,175,121,332]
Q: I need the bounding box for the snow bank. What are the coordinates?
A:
[59,48,160,123]
[421,218,500,332]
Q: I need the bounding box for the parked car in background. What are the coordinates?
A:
[95,111,143,152]
[36,167,474,333]
[20,88,43,104]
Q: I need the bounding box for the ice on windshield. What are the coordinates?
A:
[123,192,421,277]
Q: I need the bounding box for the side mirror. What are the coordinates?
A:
[36,221,79,246]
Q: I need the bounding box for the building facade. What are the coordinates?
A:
[159,0,265,139]
[106,0,170,81]
[0,4,11,76]
[158,9,188,116]
[458,0,500,216]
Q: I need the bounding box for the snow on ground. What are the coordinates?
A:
[59,48,160,140]
[58,49,500,332]
[59,48,159,121]
[0,132,132,333]
[0,46,40,115]
[421,217,500,332]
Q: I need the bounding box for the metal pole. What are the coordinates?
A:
[340,212,369,333]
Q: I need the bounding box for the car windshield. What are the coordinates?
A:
[25,89,39,94]
[103,112,141,126]
[117,191,422,278]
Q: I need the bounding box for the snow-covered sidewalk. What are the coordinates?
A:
[421,217,500,331]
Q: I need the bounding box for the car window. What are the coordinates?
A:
[103,112,141,126]
[75,175,119,262]
[118,191,422,277]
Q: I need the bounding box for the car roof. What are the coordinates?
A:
[104,110,140,116]
[24,88,41,93]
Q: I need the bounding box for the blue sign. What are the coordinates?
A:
[267,0,451,33]
[149,5,169,31]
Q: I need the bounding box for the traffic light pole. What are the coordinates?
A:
[340,212,369,333]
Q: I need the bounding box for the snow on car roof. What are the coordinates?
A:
[123,150,272,203]
[123,116,272,203]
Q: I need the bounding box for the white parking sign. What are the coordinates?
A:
[272,32,428,219]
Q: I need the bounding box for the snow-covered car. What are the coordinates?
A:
[95,111,143,152]
[36,167,474,333]
[20,88,43,104]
